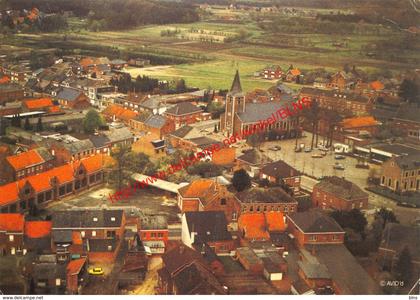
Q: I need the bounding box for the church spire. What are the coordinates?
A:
[230,70,242,94]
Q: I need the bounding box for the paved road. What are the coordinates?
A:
[242,133,419,225]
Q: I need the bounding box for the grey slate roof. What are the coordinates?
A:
[236,101,291,123]
[52,230,72,243]
[229,70,243,96]
[188,136,221,149]
[297,261,331,279]
[165,102,202,116]
[104,127,133,143]
[393,153,420,170]
[185,211,232,243]
[89,135,111,148]
[237,149,272,166]
[61,139,95,154]
[144,114,167,129]
[261,160,301,179]
[311,244,382,294]
[56,87,83,102]
[287,211,344,233]
[315,176,368,200]
[170,125,194,138]
[52,209,124,228]
[236,187,296,204]
[394,104,420,124]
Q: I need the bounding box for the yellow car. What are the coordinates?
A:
[88,267,104,275]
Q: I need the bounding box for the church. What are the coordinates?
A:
[220,71,303,139]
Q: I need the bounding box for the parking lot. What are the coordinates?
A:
[242,132,419,226]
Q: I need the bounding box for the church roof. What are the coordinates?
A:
[229,70,243,95]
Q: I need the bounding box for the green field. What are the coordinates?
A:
[2,6,419,91]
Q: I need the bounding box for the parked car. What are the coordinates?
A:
[356,163,369,169]
[333,163,345,170]
[335,155,346,160]
[88,267,104,275]
[295,147,302,153]
[304,147,312,153]
[269,146,281,151]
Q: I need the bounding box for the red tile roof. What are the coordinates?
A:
[265,211,286,231]
[341,116,379,129]
[370,81,384,91]
[102,104,138,122]
[24,98,54,109]
[0,182,20,206]
[0,155,105,207]
[238,212,286,240]
[0,214,24,232]
[67,258,86,275]
[6,149,44,171]
[81,154,104,174]
[0,75,10,84]
[25,221,52,238]
[238,213,270,240]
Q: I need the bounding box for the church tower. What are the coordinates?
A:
[222,70,245,134]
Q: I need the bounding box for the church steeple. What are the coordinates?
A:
[229,70,242,95]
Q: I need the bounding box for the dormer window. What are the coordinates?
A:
[78,169,84,175]
[111,217,116,222]
[107,245,112,251]
[93,217,98,222]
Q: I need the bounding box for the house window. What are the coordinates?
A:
[107,231,116,238]
[81,231,85,237]
[158,233,163,238]
[220,198,226,205]
[111,217,116,222]
[309,235,317,241]
[107,245,112,251]
[151,233,157,238]
[92,231,96,237]
[9,235,14,242]
[56,278,61,286]
[333,235,340,241]
[381,176,385,185]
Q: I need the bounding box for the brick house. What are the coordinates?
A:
[235,187,298,215]
[164,102,205,129]
[0,83,24,105]
[55,87,91,110]
[102,104,138,125]
[392,104,420,143]
[312,176,369,211]
[0,213,25,256]
[286,211,345,247]
[129,113,175,139]
[259,160,302,192]
[181,211,235,254]
[51,139,96,164]
[0,155,105,213]
[3,147,55,181]
[66,257,88,294]
[51,209,126,263]
[262,65,283,80]
[139,215,168,254]
[380,153,420,192]
[285,68,301,82]
[328,71,360,90]
[177,179,240,223]
[300,87,374,116]
[157,244,226,295]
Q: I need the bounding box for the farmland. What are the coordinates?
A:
[2,5,419,91]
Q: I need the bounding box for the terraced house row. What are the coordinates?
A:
[0,154,105,213]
